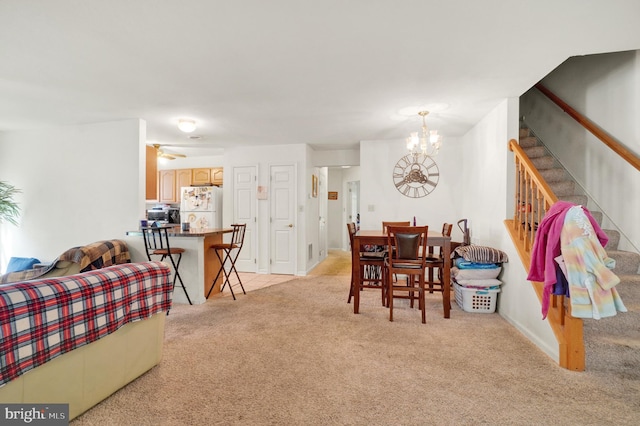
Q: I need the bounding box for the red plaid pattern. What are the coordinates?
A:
[0,261,173,386]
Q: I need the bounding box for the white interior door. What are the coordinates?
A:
[270,164,295,274]
[233,166,256,272]
[318,169,327,260]
[346,181,360,249]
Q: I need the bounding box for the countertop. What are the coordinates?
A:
[126,225,232,237]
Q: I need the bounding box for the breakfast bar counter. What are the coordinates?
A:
[125,226,232,304]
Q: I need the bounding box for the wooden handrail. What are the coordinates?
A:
[535,83,640,172]
[505,138,585,371]
[509,140,558,205]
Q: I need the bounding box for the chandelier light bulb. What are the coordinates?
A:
[406,110,441,157]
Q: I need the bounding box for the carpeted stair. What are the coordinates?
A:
[520,127,640,375]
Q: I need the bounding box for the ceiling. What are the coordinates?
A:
[1,1,639,158]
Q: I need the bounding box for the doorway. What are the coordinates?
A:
[269,164,296,274]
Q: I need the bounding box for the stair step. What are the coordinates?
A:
[618,274,640,286]
[548,180,576,196]
[523,146,547,158]
[590,211,603,226]
[519,136,538,148]
[539,168,566,182]
[603,229,620,250]
[582,276,640,375]
[584,309,640,377]
[519,128,530,138]
[607,249,640,275]
[531,156,555,169]
[559,194,588,205]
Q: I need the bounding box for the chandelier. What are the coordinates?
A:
[406,111,441,157]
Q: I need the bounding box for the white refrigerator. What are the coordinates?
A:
[180,186,222,229]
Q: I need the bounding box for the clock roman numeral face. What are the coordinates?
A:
[392,153,439,198]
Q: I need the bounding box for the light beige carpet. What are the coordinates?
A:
[71,256,640,425]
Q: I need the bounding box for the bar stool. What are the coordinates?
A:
[207,224,246,300]
[142,224,192,305]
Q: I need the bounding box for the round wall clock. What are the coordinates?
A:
[392,153,439,198]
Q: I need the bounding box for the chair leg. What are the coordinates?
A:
[388,268,394,322]
[208,248,236,299]
[167,253,192,305]
[219,249,236,300]
[227,250,246,295]
[420,280,426,324]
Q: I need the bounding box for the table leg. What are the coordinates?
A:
[352,238,360,314]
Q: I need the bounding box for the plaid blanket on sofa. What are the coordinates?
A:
[0,261,172,387]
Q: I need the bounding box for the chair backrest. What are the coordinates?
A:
[347,222,356,245]
[141,226,171,261]
[382,221,411,233]
[386,226,428,266]
[427,223,453,258]
[230,224,247,247]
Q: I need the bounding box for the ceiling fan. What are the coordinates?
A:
[152,144,187,160]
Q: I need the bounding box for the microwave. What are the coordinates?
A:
[147,208,180,224]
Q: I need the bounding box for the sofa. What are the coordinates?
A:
[0,250,173,420]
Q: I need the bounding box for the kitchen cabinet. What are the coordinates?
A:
[192,168,212,185]
[158,169,177,203]
[146,146,158,200]
[211,167,223,186]
[157,167,222,204]
[176,169,192,198]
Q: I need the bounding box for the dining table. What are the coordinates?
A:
[351,229,452,318]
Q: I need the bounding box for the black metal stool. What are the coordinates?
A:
[142,224,192,305]
[207,224,246,300]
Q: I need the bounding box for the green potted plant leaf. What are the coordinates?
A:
[0,181,21,226]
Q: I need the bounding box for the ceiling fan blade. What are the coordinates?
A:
[150,143,186,159]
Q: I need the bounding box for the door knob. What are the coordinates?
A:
[288,224,294,228]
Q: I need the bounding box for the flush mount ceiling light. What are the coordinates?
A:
[177,119,196,133]
[406,111,442,157]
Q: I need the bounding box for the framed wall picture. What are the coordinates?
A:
[312,175,318,198]
[328,191,338,200]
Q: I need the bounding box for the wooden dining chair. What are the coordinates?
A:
[384,225,429,323]
[382,221,411,233]
[425,222,453,294]
[381,221,410,283]
[347,222,386,306]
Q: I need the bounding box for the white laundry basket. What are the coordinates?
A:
[454,282,500,313]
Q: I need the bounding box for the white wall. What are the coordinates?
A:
[0,120,144,270]
[521,50,640,252]
[458,98,559,360]
[359,137,462,239]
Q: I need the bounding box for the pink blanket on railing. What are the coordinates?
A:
[0,261,172,386]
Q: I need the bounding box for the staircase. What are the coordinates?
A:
[519,127,640,376]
